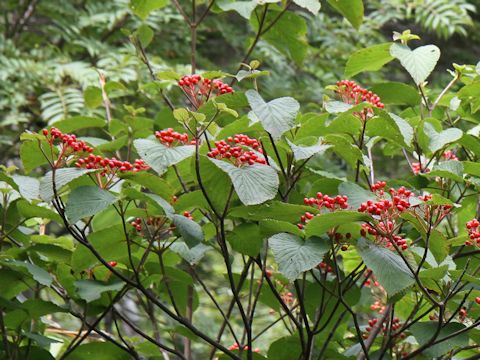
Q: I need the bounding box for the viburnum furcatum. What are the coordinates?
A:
[178,74,234,108]
[155,128,196,146]
[466,219,480,246]
[358,182,412,250]
[42,127,93,167]
[75,155,149,189]
[207,134,267,167]
[443,150,459,161]
[335,80,384,122]
[298,193,349,230]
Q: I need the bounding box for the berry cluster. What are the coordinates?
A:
[155,128,195,147]
[466,219,480,246]
[411,162,430,175]
[361,222,408,250]
[318,261,333,273]
[359,183,412,250]
[363,270,380,287]
[75,155,149,188]
[207,135,267,167]
[183,211,193,220]
[178,74,234,108]
[298,193,349,229]
[416,194,452,224]
[227,343,260,353]
[131,217,143,232]
[42,127,93,167]
[443,150,459,161]
[362,317,401,339]
[335,80,385,113]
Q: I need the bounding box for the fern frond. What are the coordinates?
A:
[39,88,84,124]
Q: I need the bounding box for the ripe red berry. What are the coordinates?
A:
[475,297,480,304]
[108,261,118,267]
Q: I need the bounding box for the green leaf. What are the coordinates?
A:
[67,341,131,360]
[269,233,329,281]
[286,138,331,161]
[423,123,463,153]
[217,0,257,19]
[16,200,62,222]
[129,0,169,19]
[137,24,154,48]
[172,214,204,248]
[119,172,174,199]
[338,182,376,209]
[228,223,263,257]
[20,141,50,173]
[324,100,353,114]
[54,116,106,133]
[267,335,302,360]
[305,211,371,237]
[75,280,124,302]
[370,82,420,106]
[83,86,103,108]
[169,241,212,265]
[410,322,468,358]
[427,161,464,182]
[246,90,299,139]
[40,168,96,202]
[209,158,279,205]
[345,43,394,77]
[368,110,413,147]
[230,201,316,222]
[12,175,40,202]
[356,238,415,295]
[260,219,304,238]
[134,139,195,175]
[293,0,321,15]
[253,11,308,65]
[65,186,117,223]
[4,260,53,286]
[390,43,441,85]
[327,0,364,29]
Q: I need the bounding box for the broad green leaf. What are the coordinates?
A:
[260,219,304,238]
[134,138,195,175]
[286,138,331,161]
[83,86,102,108]
[129,0,169,19]
[16,200,62,222]
[71,225,128,271]
[390,43,441,85]
[0,269,31,299]
[172,214,204,248]
[338,182,376,209]
[305,211,371,237]
[423,123,463,153]
[327,0,364,29]
[65,186,117,223]
[269,233,329,281]
[137,24,154,48]
[410,322,468,358]
[21,299,67,318]
[12,174,40,201]
[356,238,415,295]
[75,280,124,302]
[230,201,316,222]
[67,340,131,360]
[40,168,96,202]
[427,161,464,182]
[228,223,263,257]
[324,100,353,114]
[293,0,320,15]
[217,0,257,19]
[345,43,394,77]
[20,141,50,173]
[370,82,420,106]
[252,11,307,65]
[368,110,413,147]
[169,241,212,265]
[144,193,175,217]
[54,116,106,133]
[4,260,53,286]
[119,171,174,199]
[267,335,302,360]
[209,158,279,205]
[246,90,299,139]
